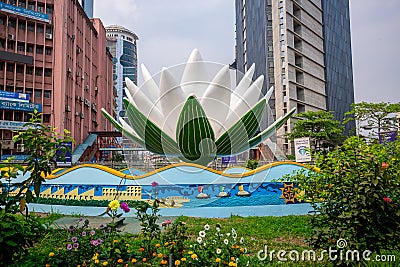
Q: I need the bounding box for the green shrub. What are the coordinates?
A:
[0,212,46,265]
[287,136,400,253]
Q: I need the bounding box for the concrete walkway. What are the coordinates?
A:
[51,216,177,234]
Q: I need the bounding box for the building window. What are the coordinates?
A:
[27,22,34,32]
[18,1,25,8]
[14,112,22,121]
[35,68,42,76]
[37,4,44,13]
[16,65,24,73]
[6,63,14,72]
[8,19,16,28]
[44,90,51,98]
[27,43,34,53]
[45,26,52,34]
[44,68,52,77]
[7,41,15,50]
[46,5,53,14]
[0,16,5,25]
[37,24,44,33]
[36,45,43,54]
[0,39,5,49]
[45,47,52,55]
[34,90,42,98]
[18,21,26,30]
[43,114,50,123]
[17,42,25,52]
[26,66,33,75]
[27,1,35,10]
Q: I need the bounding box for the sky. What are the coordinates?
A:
[94,0,400,104]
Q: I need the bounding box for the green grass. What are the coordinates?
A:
[15,214,399,266]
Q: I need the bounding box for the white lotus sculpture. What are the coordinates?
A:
[102,49,295,165]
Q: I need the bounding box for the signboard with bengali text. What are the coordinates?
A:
[0,99,42,112]
[0,2,50,23]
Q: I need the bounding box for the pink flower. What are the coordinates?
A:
[67,244,72,250]
[120,202,130,213]
[90,230,96,236]
[73,243,79,249]
[82,231,86,236]
[383,197,393,203]
[71,236,77,242]
[162,219,172,227]
[151,181,159,187]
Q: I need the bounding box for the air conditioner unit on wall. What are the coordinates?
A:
[65,105,71,112]
[79,96,84,102]
[1,140,14,149]
[79,112,85,119]
[8,34,15,40]
[67,67,72,73]
[45,33,53,39]
[75,95,80,100]
[16,144,24,153]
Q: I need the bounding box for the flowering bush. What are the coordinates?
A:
[181,223,249,266]
[285,137,400,253]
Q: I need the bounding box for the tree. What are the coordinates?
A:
[12,110,73,198]
[286,110,344,152]
[345,102,400,138]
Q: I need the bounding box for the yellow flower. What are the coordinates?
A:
[160,259,168,265]
[240,247,245,253]
[229,262,237,267]
[188,251,193,255]
[125,243,130,247]
[109,200,120,211]
[158,253,163,258]
[113,239,118,243]
[139,247,144,252]
[191,254,198,260]
[313,167,321,173]
[49,252,55,257]
[152,252,157,257]
[142,258,147,262]
[94,260,99,264]
[165,242,169,247]
[216,258,221,263]
[181,258,186,262]
[155,243,161,248]
[102,262,108,266]
[117,259,123,263]
[131,259,137,263]
[175,260,181,266]
[231,257,235,261]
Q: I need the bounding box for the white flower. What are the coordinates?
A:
[216,248,222,254]
[232,232,237,239]
[240,237,244,244]
[199,231,206,238]
[231,228,236,234]
[226,233,230,237]
[224,239,229,245]
[216,227,221,232]
[203,242,207,247]
[204,224,210,231]
[197,236,203,244]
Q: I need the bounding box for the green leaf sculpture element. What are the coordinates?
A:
[176,95,216,163]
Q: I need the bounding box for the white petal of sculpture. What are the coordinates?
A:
[102,49,296,165]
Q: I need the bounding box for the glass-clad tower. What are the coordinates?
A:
[105,25,139,120]
[235,0,354,153]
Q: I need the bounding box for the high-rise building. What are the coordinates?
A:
[105,25,138,120]
[0,0,114,159]
[78,0,93,18]
[235,0,354,154]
